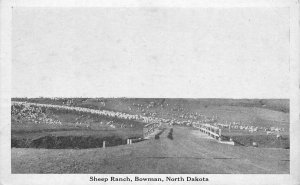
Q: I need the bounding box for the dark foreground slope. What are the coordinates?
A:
[12,124,289,174]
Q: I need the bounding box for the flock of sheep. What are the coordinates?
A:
[11,99,286,136]
[11,101,161,128]
[214,122,285,134]
[11,103,62,125]
[128,101,286,135]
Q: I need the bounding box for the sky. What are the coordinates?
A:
[12,7,290,98]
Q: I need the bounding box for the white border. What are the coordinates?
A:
[1,0,299,185]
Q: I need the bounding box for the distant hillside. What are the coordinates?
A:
[185,99,289,113]
[12,98,289,113]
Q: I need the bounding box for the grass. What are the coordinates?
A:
[220,128,289,148]
[12,98,289,116]
[11,103,144,149]
[10,98,290,173]
[12,98,290,149]
[11,126,289,174]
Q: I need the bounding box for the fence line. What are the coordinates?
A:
[193,123,222,141]
[193,123,235,145]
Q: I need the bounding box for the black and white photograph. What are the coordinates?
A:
[11,98,290,174]
[0,0,299,184]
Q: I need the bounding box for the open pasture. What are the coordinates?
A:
[11,102,144,149]
[11,98,290,173]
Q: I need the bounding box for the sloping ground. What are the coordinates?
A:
[98,99,289,132]
[12,98,289,113]
[12,98,289,130]
[11,103,144,149]
[11,129,143,149]
[12,125,289,174]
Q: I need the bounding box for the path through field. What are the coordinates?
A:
[12,124,289,173]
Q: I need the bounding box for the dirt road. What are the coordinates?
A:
[11,124,289,173]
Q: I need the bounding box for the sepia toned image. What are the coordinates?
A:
[1,1,299,184]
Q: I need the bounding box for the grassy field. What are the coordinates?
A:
[13,98,289,126]
[11,98,290,173]
[11,103,144,149]
[11,125,289,174]
[221,129,289,148]
[12,97,289,112]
